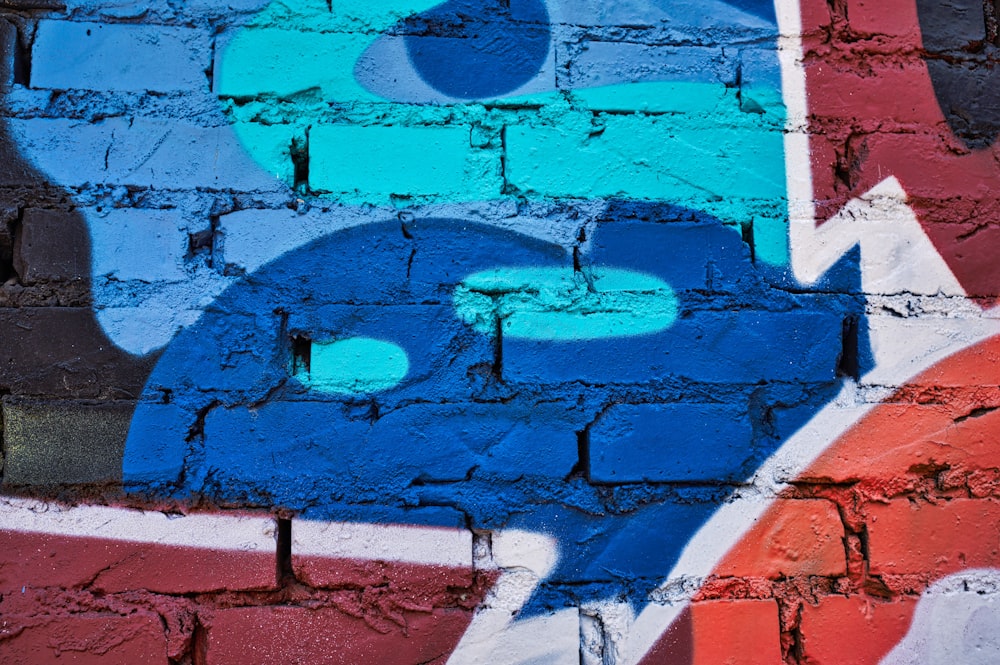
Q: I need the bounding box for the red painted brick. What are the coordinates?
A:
[845,0,921,38]
[0,530,276,594]
[867,499,1000,577]
[639,600,782,665]
[295,557,474,595]
[799,595,916,665]
[803,336,1000,484]
[712,499,846,579]
[689,599,782,665]
[203,605,475,665]
[0,613,167,664]
[804,58,941,128]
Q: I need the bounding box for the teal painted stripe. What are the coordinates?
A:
[455,267,679,340]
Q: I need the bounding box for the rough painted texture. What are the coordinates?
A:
[3,0,1000,663]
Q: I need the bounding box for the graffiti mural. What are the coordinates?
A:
[2,0,1000,663]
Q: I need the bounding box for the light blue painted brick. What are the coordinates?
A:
[217,207,372,274]
[88,208,189,283]
[32,20,211,93]
[550,0,778,33]
[568,41,732,89]
[8,118,284,191]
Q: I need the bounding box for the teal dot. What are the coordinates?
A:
[294,337,409,395]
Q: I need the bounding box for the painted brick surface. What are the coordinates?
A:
[0,614,169,665]
[32,20,211,93]
[3,0,1000,662]
[867,499,1000,577]
[689,599,782,665]
[798,596,917,665]
[0,505,278,593]
[710,499,846,579]
[202,606,476,665]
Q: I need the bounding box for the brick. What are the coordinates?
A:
[800,335,1000,485]
[867,499,1000,577]
[231,122,296,185]
[0,499,277,593]
[550,1,776,34]
[309,124,501,202]
[589,403,753,483]
[568,41,731,92]
[356,33,554,104]
[87,208,189,283]
[504,309,842,385]
[505,114,785,203]
[31,20,210,93]
[907,0,983,54]
[804,55,939,124]
[799,595,916,665]
[0,530,277,594]
[845,0,921,39]
[292,520,473,589]
[0,0,72,11]
[216,207,371,274]
[13,209,90,284]
[1,397,133,485]
[689,599,782,665]
[804,403,1000,483]
[0,307,154,398]
[711,499,846,578]
[293,557,476,593]
[6,118,283,191]
[366,402,580,480]
[0,613,168,665]
[214,28,370,99]
[190,399,580,509]
[0,19,16,92]
[203,606,475,665]
[0,124,60,187]
[0,204,14,278]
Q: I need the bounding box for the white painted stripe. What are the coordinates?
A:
[292,519,473,568]
[0,497,276,552]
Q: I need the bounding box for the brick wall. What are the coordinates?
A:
[2,0,1000,663]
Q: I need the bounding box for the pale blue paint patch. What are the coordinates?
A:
[295,337,410,395]
[454,266,679,340]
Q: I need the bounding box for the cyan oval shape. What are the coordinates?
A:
[294,337,409,395]
[454,267,678,340]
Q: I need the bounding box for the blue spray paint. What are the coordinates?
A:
[123,211,868,614]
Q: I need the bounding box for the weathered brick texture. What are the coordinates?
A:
[2,0,1000,662]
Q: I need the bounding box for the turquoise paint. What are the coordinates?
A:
[454,267,679,340]
[217,0,440,101]
[216,0,790,265]
[570,81,731,115]
[295,337,410,395]
[309,124,502,202]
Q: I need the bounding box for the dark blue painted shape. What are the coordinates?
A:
[719,0,777,22]
[123,210,867,617]
[405,0,550,98]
